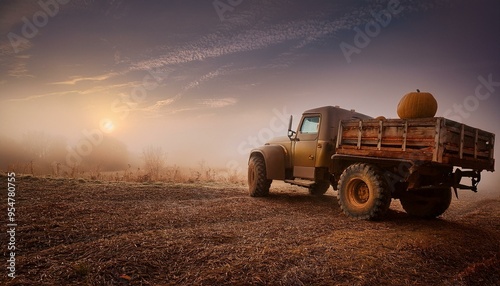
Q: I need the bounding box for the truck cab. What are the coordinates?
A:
[290,106,372,180]
[248,106,371,195]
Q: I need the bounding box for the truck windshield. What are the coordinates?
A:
[300,116,320,134]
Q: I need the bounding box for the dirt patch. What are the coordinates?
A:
[1,175,499,285]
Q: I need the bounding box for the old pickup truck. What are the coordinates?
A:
[247,106,495,220]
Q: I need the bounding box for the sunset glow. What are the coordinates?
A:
[100,119,115,133]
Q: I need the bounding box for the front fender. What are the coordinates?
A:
[249,145,287,180]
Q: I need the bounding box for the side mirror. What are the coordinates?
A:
[287,115,296,139]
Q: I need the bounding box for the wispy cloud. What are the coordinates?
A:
[161,97,237,116]
[5,81,138,102]
[182,68,224,91]
[79,82,140,95]
[131,1,439,72]
[140,66,231,116]
[143,96,238,117]
[170,106,204,115]
[6,90,79,102]
[50,72,118,85]
[140,96,180,114]
[199,97,238,108]
[131,20,329,71]
[6,54,34,78]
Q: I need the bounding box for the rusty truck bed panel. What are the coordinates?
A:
[335,117,495,171]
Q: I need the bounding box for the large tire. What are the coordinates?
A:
[337,163,392,220]
[309,181,330,196]
[248,155,272,197]
[400,187,452,218]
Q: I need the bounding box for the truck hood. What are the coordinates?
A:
[267,136,291,145]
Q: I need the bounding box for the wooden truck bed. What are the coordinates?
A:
[335,117,495,171]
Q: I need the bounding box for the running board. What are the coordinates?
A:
[284,179,315,188]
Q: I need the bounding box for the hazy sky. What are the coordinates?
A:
[1,0,499,186]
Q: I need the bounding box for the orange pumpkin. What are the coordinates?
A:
[397,90,438,119]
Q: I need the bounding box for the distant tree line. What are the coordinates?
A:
[0,131,129,176]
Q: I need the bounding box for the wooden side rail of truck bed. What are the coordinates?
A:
[336,117,495,171]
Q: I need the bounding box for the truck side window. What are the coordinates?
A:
[300,116,320,134]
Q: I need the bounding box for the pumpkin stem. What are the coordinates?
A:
[416,89,420,92]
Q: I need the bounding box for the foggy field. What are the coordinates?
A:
[1,175,499,285]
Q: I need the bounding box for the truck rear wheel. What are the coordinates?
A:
[337,163,391,220]
[400,187,452,218]
[248,155,272,197]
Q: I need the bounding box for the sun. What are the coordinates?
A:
[100,118,115,133]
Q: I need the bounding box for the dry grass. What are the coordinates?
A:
[0,175,499,285]
[5,161,247,186]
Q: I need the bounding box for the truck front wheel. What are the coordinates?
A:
[248,155,272,197]
[399,187,452,218]
[309,181,330,196]
[337,163,391,220]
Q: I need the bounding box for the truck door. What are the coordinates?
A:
[293,115,320,179]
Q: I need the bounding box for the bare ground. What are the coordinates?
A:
[1,175,499,285]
